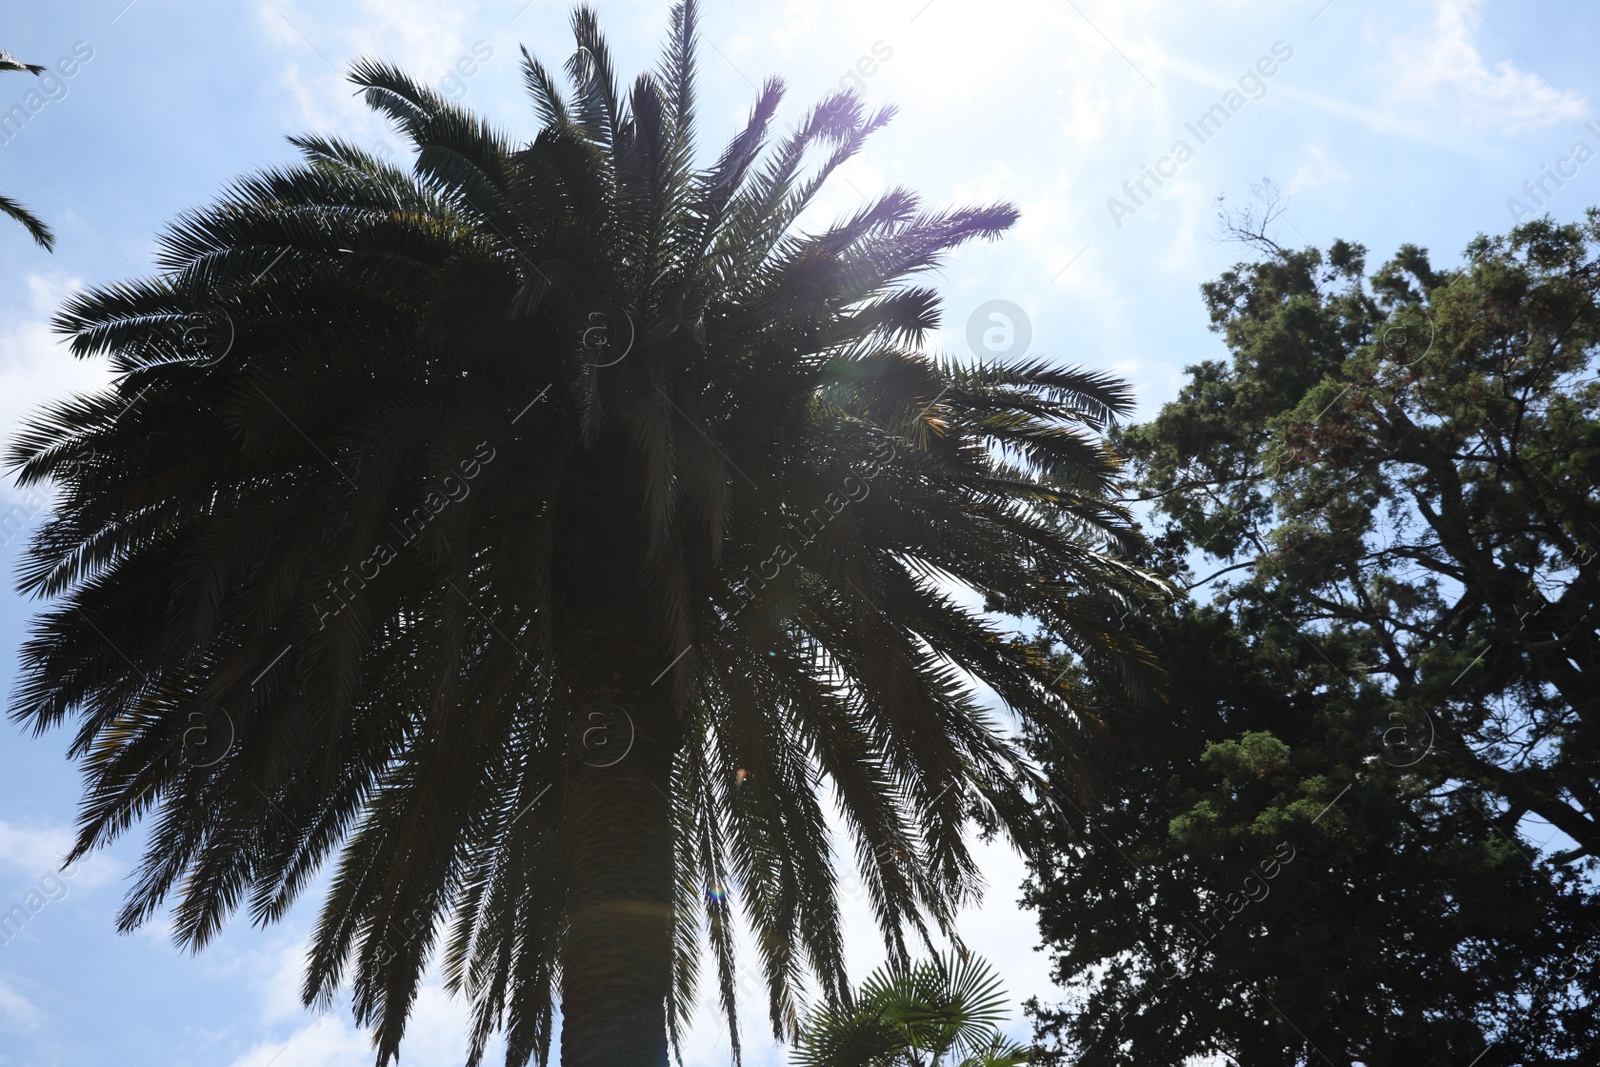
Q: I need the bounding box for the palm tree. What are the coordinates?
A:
[0,50,49,75]
[794,953,1028,1067]
[0,50,54,250]
[1,192,55,249]
[8,3,1157,1064]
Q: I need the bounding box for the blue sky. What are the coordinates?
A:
[0,0,1595,1064]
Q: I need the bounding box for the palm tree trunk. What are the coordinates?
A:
[558,687,676,1067]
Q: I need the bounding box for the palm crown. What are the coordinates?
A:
[9,3,1156,1064]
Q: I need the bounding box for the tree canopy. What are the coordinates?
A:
[6,3,1157,1064]
[1024,214,1600,1065]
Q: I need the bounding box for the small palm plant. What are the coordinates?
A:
[795,954,1028,1067]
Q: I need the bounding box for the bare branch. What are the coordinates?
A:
[1213,178,1292,255]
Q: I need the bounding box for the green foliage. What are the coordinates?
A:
[6,3,1158,1064]
[1027,608,1599,1065]
[1122,210,1600,861]
[1025,214,1600,1064]
[795,954,1027,1067]
[0,192,55,250]
[0,61,54,251]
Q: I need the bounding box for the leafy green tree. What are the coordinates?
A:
[6,4,1154,1065]
[1025,606,1599,1065]
[795,954,1027,1067]
[1023,216,1600,1065]
[1127,215,1600,857]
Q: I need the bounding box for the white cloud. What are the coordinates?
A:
[0,821,75,878]
[274,61,339,134]
[224,1013,372,1067]
[259,943,316,1026]
[1389,0,1586,134]
[256,0,478,84]
[227,931,496,1067]
[0,977,42,1031]
[1158,48,1451,150]
[763,0,823,56]
[253,0,503,155]
[1288,140,1351,195]
[1056,75,1116,148]
[1156,179,1209,275]
[0,820,117,889]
